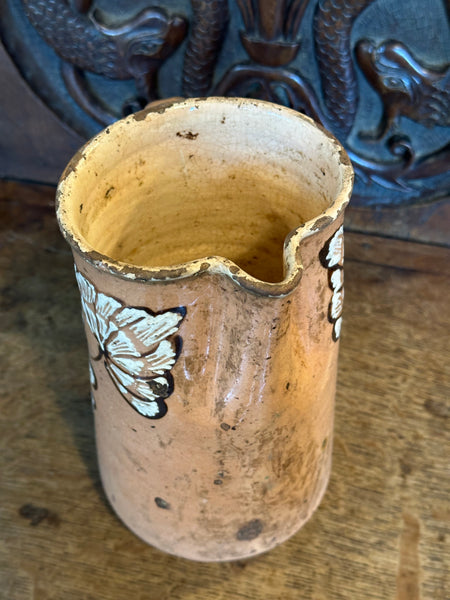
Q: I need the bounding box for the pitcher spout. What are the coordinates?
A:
[57,97,352,297]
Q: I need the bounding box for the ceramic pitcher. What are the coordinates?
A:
[56,97,353,562]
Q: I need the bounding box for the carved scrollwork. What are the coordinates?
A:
[214,1,327,119]
[0,0,448,206]
[235,0,306,67]
[214,0,449,200]
[215,0,374,131]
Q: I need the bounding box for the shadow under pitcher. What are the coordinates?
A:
[56,97,353,561]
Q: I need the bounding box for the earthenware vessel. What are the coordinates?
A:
[56,97,353,561]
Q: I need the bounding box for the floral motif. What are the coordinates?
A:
[320,226,344,341]
[75,267,186,419]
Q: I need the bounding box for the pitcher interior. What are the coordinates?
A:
[62,100,343,283]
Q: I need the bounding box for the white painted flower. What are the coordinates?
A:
[329,267,344,292]
[329,289,344,320]
[323,225,344,268]
[334,316,342,340]
[320,226,345,342]
[75,267,186,418]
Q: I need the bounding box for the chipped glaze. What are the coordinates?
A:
[56,97,353,561]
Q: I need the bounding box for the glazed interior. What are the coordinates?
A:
[58,99,346,283]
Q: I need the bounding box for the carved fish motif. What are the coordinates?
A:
[183,0,229,96]
[313,0,376,137]
[356,39,450,139]
[22,0,186,80]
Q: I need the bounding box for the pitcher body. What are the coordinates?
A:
[56,97,353,561]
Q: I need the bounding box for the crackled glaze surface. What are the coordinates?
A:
[57,97,353,561]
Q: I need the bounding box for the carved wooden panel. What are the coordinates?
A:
[0,0,449,208]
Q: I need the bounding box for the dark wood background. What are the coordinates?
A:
[0,0,449,242]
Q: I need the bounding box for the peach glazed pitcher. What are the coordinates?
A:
[56,97,353,561]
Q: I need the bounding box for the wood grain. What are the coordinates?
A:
[0,182,448,599]
[345,198,450,248]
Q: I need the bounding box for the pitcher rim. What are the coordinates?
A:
[56,97,354,297]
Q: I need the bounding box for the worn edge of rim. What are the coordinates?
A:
[55,97,354,298]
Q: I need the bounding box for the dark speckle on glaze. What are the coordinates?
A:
[236,519,264,541]
[154,497,170,510]
[176,131,199,140]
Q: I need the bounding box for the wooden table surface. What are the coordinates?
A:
[1,182,449,600]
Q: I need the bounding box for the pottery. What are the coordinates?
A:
[56,97,353,562]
